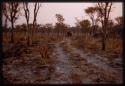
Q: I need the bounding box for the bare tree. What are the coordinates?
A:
[2,3,8,28]
[23,2,30,46]
[2,3,8,29]
[96,2,113,50]
[32,3,41,41]
[2,2,21,43]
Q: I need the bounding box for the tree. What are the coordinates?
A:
[2,3,8,29]
[45,23,53,29]
[108,19,114,28]
[80,20,90,29]
[32,3,41,41]
[55,14,64,24]
[96,2,113,50]
[55,14,66,34]
[2,2,21,43]
[75,18,91,33]
[44,24,53,34]
[85,7,100,35]
[85,7,99,26]
[23,2,30,46]
[114,16,123,37]
[115,16,123,25]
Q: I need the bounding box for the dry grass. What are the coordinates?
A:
[106,38,122,54]
[71,33,122,55]
[3,31,122,59]
[71,34,101,51]
[3,31,56,65]
[2,31,122,84]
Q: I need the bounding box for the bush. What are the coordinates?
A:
[71,34,101,51]
[106,38,122,54]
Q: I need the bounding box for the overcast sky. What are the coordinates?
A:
[5,2,123,27]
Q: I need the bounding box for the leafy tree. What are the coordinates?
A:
[85,7,100,35]
[55,14,66,33]
[75,18,91,33]
[55,14,64,24]
[85,7,99,26]
[80,20,91,29]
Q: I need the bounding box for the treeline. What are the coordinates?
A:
[3,20,122,37]
[2,2,123,51]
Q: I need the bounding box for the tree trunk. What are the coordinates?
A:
[92,19,94,35]
[102,33,106,50]
[4,18,8,39]
[32,20,36,43]
[4,17,7,29]
[10,20,14,43]
[27,24,30,46]
[102,19,108,51]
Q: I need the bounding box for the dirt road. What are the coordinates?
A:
[48,38,122,84]
[3,38,122,84]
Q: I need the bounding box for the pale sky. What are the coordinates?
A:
[5,2,123,27]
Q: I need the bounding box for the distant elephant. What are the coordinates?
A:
[67,32,72,37]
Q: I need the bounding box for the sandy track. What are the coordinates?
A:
[50,38,122,84]
[3,38,122,84]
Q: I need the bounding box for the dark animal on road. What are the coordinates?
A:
[67,32,72,37]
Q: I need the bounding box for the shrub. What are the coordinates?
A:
[71,34,101,51]
[106,38,122,54]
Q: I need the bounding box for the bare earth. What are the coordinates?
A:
[3,38,123,84]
